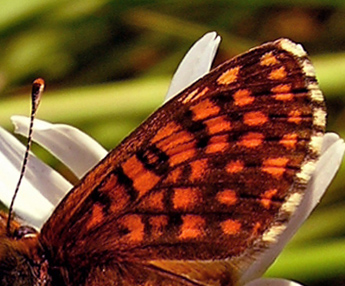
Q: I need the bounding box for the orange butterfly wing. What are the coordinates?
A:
[40,39,325,286]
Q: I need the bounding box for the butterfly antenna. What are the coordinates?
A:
[6,78,45,236]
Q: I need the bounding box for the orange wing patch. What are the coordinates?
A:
[274,93,294,101]
[262,157,289,177]
[183,87,210,104]
[164,167,183,184]
[190,98,220,121]
[156,130,194,152]
[168,142,196,167]
[243,111,268,126]
[233,89,255,107]
[181,88,199,104]
[238,132,264,148]
[119,214,145,243]
[189,159,208,182]
[179,215,205,240]
[217,66,240,85]
[226,160,244,173]
[220,219,241,235]
[155,129,196,167]
[86,204,104,230]
[173,187,202,210]
[149,215,169,238]
[260,51,279,66]
[261,189,278,209]
[151,122,181,144]
[206,135,229,154]
[271,84,293,101]
[288,110,302,124]
[279,133,298,149]
[139,191,165,211]
[122,155,160,197]
[271,84,291,93]
[216,189,238,206]
[204,115,232,135]
[269,66,287,80]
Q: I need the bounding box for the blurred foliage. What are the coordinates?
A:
[0,1,345,285]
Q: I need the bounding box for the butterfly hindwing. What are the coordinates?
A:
[40,39,325,286]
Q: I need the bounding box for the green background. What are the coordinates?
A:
[0,1,344,285]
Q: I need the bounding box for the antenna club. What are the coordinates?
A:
[32,78,45,94]
[31,78,45,110]
[33,78,45,88]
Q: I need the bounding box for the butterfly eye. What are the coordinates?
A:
[14,226,37,240]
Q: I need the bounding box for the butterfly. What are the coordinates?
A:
[0,37,325,286]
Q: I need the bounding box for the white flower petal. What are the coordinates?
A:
[0,127,72,228]
[246,278,303,286]
[320,132,339,154]
[165,31,221,101]
[240,133,345,284]
[11,115,107,179]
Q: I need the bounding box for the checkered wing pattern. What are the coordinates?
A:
[40,39,325,286]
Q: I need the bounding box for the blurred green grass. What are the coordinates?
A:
[0,1,345,285]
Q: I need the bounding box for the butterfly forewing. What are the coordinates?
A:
[40,39,325,286]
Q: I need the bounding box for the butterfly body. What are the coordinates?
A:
[0,38,325,286]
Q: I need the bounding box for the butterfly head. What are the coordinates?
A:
[0,213,49,286]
